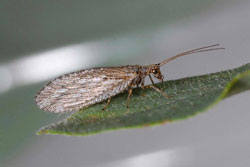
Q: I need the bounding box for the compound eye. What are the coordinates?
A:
[152,69,158,74]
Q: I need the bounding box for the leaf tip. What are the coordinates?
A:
[36,128,49,135]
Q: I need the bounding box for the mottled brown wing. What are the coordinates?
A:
[35,66,138,113]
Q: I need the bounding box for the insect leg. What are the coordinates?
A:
[145,75,170,98]
[144,85,171,99]
[127,87,133,109]
[149,74,155,85]
[102,97,112,111]
[149,74,163,84]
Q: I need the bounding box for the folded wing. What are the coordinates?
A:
[35,66,137,113]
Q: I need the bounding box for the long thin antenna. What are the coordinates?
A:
[159,44,225,66]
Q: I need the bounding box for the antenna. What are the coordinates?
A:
[159,44,225,66]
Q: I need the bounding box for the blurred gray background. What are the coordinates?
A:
[1,0,250,167]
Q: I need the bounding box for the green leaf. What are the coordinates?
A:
[37,63,250,136]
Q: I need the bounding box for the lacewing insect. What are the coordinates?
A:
[35,44,224,113]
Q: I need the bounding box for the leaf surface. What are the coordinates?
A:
[37,64,250,136]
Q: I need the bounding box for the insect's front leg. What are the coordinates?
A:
[144,85,171,99]
[149,74,155,85]
[145,74,171,98]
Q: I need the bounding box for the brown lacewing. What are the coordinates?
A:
[35,44,224,113]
